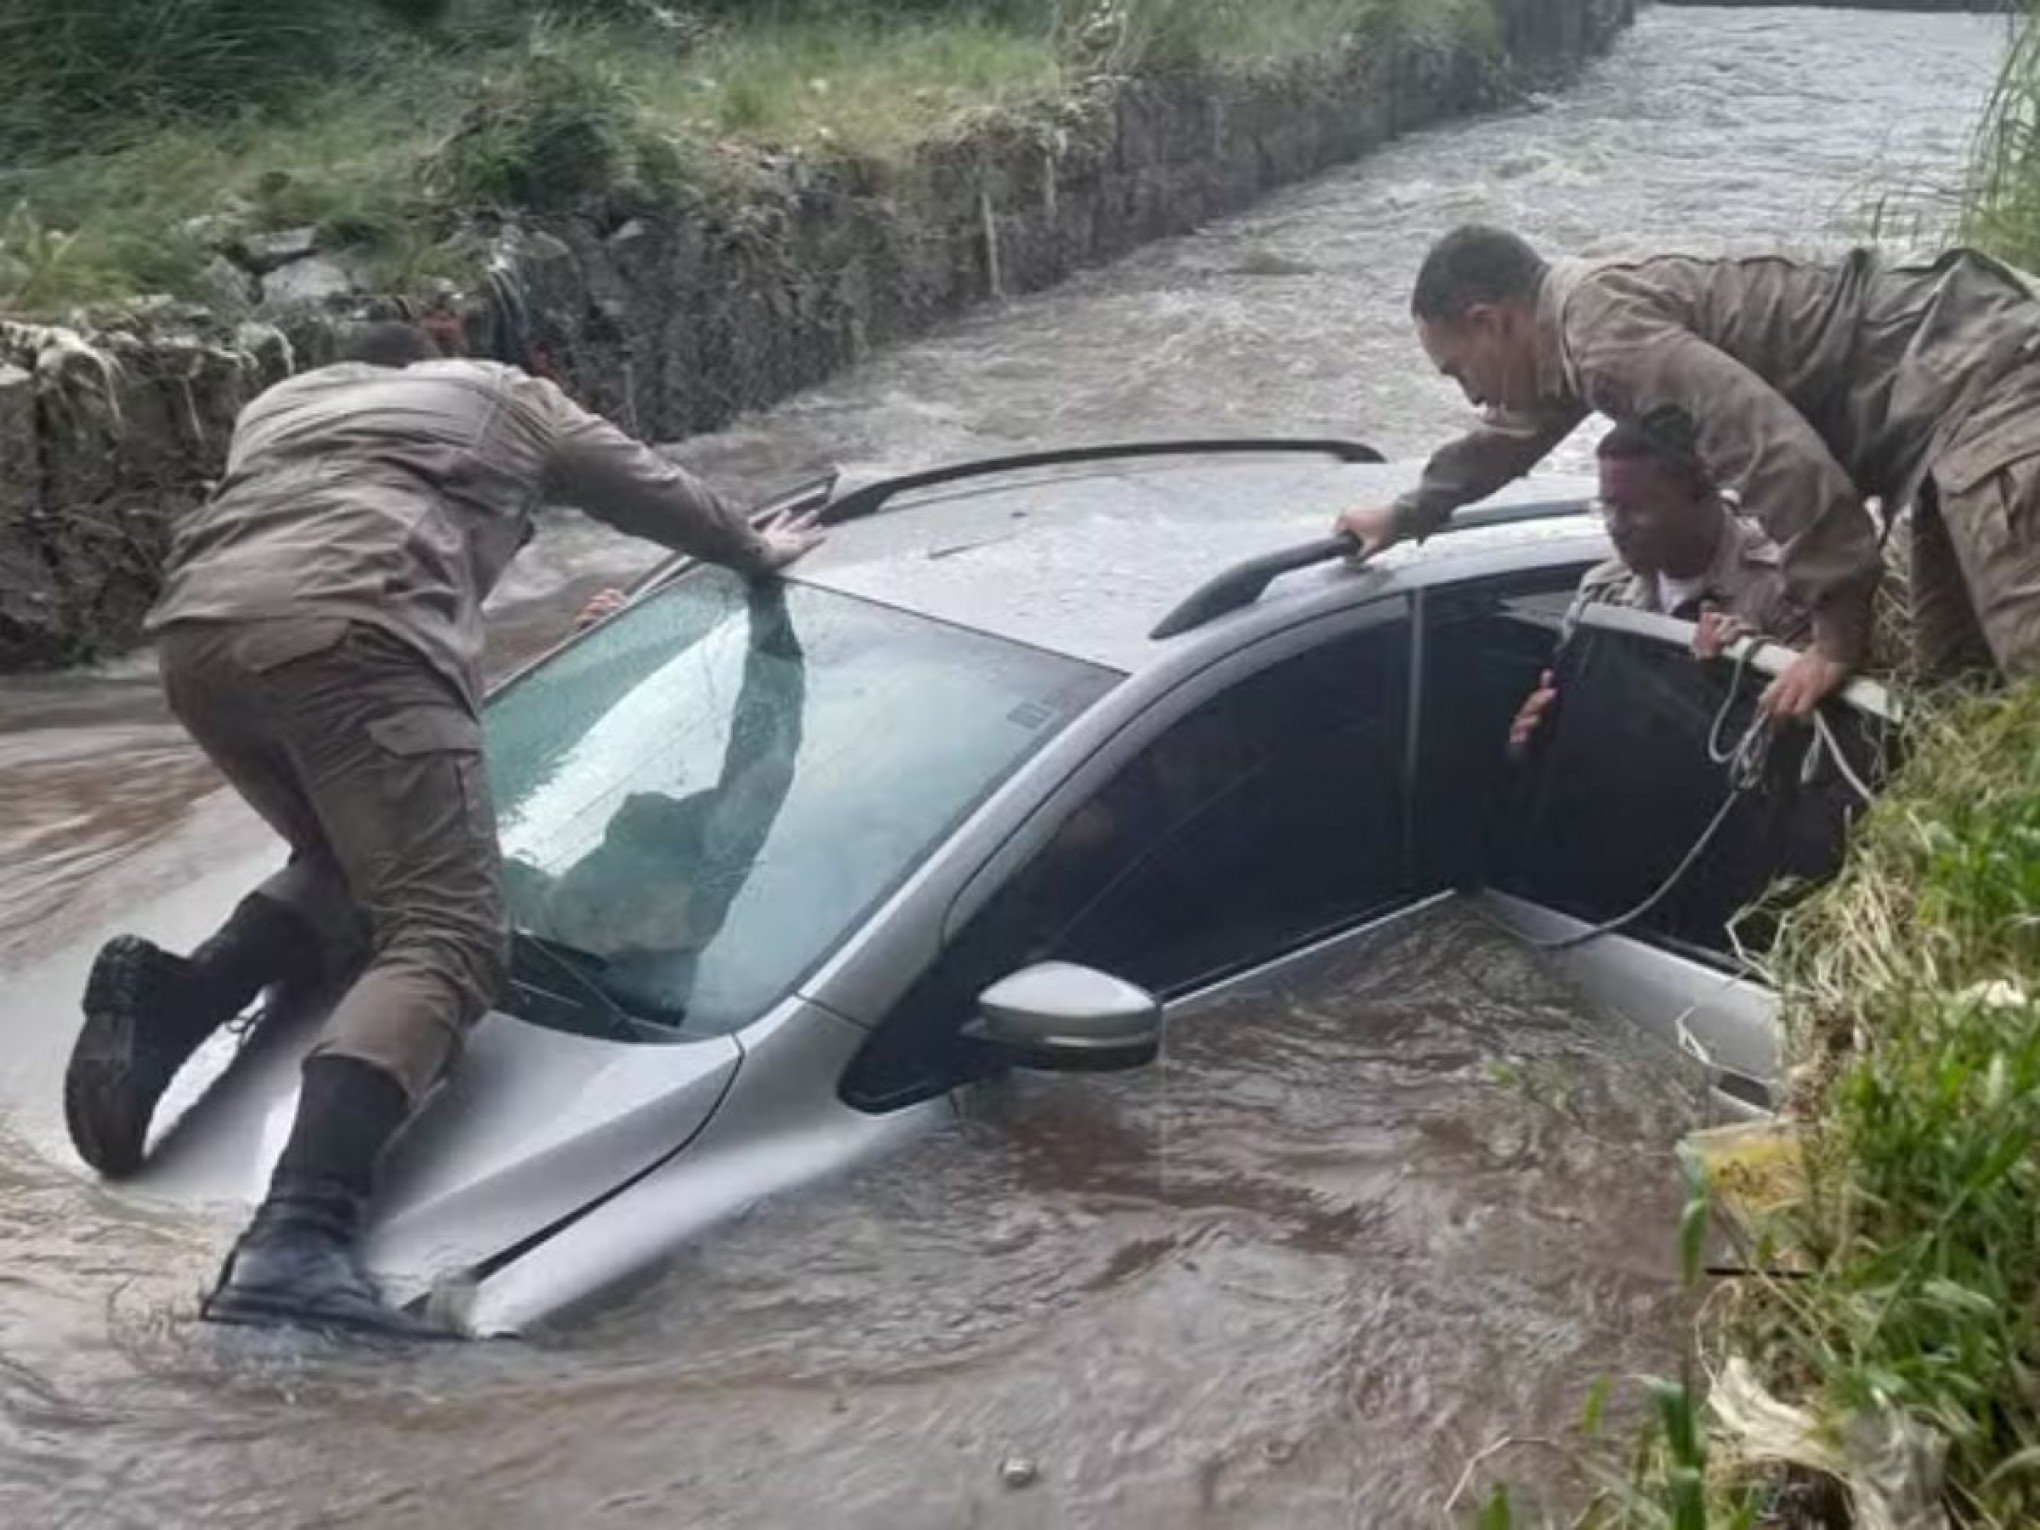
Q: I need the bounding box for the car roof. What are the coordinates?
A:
[787,451,1606,671]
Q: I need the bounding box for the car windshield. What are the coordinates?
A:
[484,567,1117,1040]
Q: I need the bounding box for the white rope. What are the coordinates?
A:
[1808,705,1878,807]
[1505,638,1878,954]
[1510,784,1752,952]
[1509,643,1778,952]
[1711,636,1876,806]
[1706,638,1775,790]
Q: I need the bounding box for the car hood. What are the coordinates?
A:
[2,846,742,1295]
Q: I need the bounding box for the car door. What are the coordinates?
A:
[1491,604,1893,961]
[840,611,1414,1112]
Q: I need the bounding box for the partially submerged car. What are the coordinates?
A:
[123,440,1891,1335]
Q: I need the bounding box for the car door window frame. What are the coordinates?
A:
[837,596,1415,1111]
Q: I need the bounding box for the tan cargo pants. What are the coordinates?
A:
[156,617,507,1104]
[1914,371,2040,681]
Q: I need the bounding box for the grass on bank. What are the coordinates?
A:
[1470,689,2040,1530]
[0,7,1062,312]
[0,0,1485,317]
[1963,0,2040,270]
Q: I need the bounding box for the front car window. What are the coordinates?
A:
[485,568,1117,1040]
[841,615,1413,1111]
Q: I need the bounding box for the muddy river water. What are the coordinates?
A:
[0,8,2011,1526]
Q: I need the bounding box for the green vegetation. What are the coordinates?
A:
[1712,688,2040,1526]
[1963,0,2040,270]
[0,0,1489,316]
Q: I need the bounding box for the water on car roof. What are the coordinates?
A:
[790,453,1598,666]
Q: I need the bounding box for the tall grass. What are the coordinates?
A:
[0,0,447,158]
[613,9,1062,155]
[1062,0,1488,76]
[1731,686,2040,1523]
[1963,0,2040,268]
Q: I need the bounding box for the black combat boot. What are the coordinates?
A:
[202,1056,449,1340]
[65,893,324,1177]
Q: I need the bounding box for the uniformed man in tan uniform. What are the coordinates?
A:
[63,322,823,1337]
[1509,414,1810,755]
[1341,226,2040,715]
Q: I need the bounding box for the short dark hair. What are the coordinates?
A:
[1596,407,1713,493]
[1410,226,1548,322]
[340,321,443,368]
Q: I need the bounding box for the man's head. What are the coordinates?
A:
[1410,225,1549,415]
[1595,412,1723,580]
[339,321,443,368]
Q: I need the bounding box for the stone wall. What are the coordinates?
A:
[0,0,1632,670]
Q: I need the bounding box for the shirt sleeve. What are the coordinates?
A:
[1567,289,1880,665]
[1391,400,1588,541]
[1744,563,1814,646]
[532,380,773,574]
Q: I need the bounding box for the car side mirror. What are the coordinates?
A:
[963,962,1163,1072]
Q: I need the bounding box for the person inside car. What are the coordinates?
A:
[1508,412,1810,759]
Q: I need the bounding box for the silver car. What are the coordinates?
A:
[123,441,1891,1335]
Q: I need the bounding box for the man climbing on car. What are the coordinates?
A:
[62,319,824,1338]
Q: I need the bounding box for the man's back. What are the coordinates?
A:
[149,358,763,705]
[1559,246,2040,503]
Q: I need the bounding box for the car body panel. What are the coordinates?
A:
[363,1018,741,1290]
[1477,889,1780,1112]
[460,997,944,1335]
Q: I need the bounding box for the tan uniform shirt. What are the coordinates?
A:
[147,359,772,708]
[1561,501,1810,643]
[1394,247,2040,664]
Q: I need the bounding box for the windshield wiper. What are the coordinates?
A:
[507,930,680,1041]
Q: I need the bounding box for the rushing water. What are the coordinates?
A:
[0,8,2011,1526]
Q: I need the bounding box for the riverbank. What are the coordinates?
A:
[0,0,1630,671]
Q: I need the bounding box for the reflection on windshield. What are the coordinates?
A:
[505,583,805,1020]
[484,567,1117,1040]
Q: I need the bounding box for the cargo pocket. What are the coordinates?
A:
[366,705,480,758]
[366,706,496,843]
[1934,384,2040,496]
[231,615,351,674]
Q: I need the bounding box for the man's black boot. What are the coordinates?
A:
[200,1187,449,1340]
[65,894,324,1176]
[201,1056,449,1340]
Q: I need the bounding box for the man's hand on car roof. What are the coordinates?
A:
[757,507,827,571]
[1332,503,1401,561]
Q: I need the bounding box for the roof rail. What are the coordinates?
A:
[823,437,1385,524]
[1148,494,1595,640]
[623,439,1385,604]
